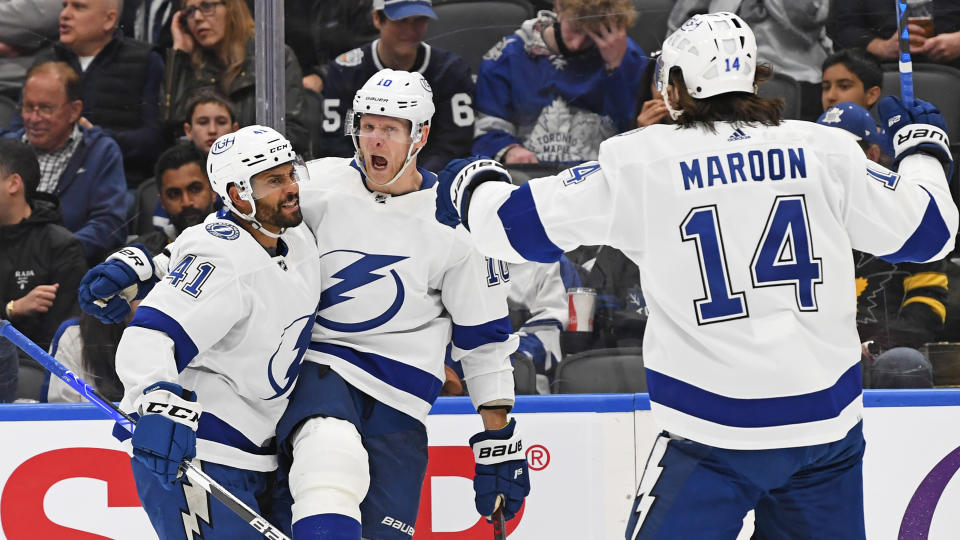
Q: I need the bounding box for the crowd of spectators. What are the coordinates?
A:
[2,0,960,402]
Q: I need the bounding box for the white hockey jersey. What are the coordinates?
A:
[116,212,322,471]
[300,158,517,422]
[466,120,958,450]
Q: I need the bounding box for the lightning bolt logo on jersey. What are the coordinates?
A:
[265,313,315,399]
[317,250,409,333]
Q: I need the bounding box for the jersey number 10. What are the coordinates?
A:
[681,195,822,325]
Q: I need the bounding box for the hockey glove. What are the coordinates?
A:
[877,96,953,176]
[469,417,530,521]
[436,157,512,230]
[78,245,156,324]
[131,382,202,488]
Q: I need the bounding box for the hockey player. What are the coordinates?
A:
[107,125,322,538]
[315,0,475,172]
[435,12,958,539]
[79,70,530,539]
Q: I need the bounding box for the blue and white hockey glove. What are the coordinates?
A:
[877,96,953,176]
[436,157,512,230]
[469,418,530,521]
[131,382,202,488]
[78,245,157,324]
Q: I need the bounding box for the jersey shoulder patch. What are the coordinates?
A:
[204,221,241,240]
[335,47,364,67]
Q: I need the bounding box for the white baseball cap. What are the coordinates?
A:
[372,0,437,20]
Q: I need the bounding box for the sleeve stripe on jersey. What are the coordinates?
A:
[128,306,199,372]
[496,183,564,263]
[520,318,564,331]
[880,187,951,264]
[452,316,512,350]
[49,317,79,357]
[645,363,861,428]
[198,412,277,455]
[309,342,443,404]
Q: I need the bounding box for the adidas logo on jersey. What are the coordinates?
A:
[727,128,750,142]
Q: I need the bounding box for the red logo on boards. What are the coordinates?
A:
[526,445,550,471]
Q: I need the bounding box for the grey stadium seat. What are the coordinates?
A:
[881,63,960,140]
[425,0,535,76]
[553,347,647,394]
[757,72,802,120]
[629,0,675,54]
[131,178,160,237]
[505,162,567,185]
[512,352,538,395]
[0,94,15,131]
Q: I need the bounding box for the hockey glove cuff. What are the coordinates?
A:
[437,157,512,230]
[469,417,530,521]
[878,96,953,176]
[79,244,157,324]
[131,382,202,488]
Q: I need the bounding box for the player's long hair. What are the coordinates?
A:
[182,0,254,94]
[669,64,784,131]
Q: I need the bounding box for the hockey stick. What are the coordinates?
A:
[0,320,291,540]
[895,0,915,105]
[492,495,507,540]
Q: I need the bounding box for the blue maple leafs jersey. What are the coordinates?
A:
[300,157,518,422]
[116,213,323,471]
[464,120,958,450]
[318,41,475,172]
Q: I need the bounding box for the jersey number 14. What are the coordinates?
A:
[681,195,822,325]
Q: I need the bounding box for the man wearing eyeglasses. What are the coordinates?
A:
[24,0,166,188]
[1,61,126,264]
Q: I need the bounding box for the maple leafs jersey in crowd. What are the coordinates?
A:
[115,212,323,471]
[317,41,475,172]
[472,11,647,163]
[300,158,517,422]
[465,120,958,450]
[507,261,567,392]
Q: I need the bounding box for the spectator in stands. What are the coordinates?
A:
[668,0,832,121]
[828,0,960,68]
[0,337,15,402]
[28,0,165,188]
[286,0,377,95]
[2,61,127,262]
[316,0,474,172]
[0,0,60,105]
[0,139,87,366]
[47,308,134,402]
[163,0,309,153]
[473,0,646,164]
[141,142,214,246]
[817,102,948,389]
[635,52,669,128]
[182,88,237,154]
[821,49,883,112]
[122,0,174,49]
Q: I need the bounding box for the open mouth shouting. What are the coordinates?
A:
[370,154,389,171]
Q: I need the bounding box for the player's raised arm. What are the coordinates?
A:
[436,157,619,263]
[837,96,957,262]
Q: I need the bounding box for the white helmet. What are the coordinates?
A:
[207,125,303,237]
[348,69,435,187]
[657,12,758,119]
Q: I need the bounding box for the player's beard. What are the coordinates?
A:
[256,193,303,229]
[170,207,208,234]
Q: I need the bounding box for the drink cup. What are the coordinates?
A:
[567,287,597,332]
[908,0,935,37]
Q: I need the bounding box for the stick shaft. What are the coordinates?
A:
[0,320,290,540]
[896,0,915,104]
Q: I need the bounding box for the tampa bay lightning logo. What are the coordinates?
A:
[264,313,314,400]
[205,222,240,240]
[316,250,408,333]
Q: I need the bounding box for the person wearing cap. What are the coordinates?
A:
[314,0,475,173]
[818,102,949,390]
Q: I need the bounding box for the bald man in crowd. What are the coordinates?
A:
[30,0,164,187]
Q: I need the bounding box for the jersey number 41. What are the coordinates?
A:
[681,195,822,325]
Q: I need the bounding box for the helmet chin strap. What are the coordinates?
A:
[227,198,285,239]
[351,133,425,189]
[662,90,684,121]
